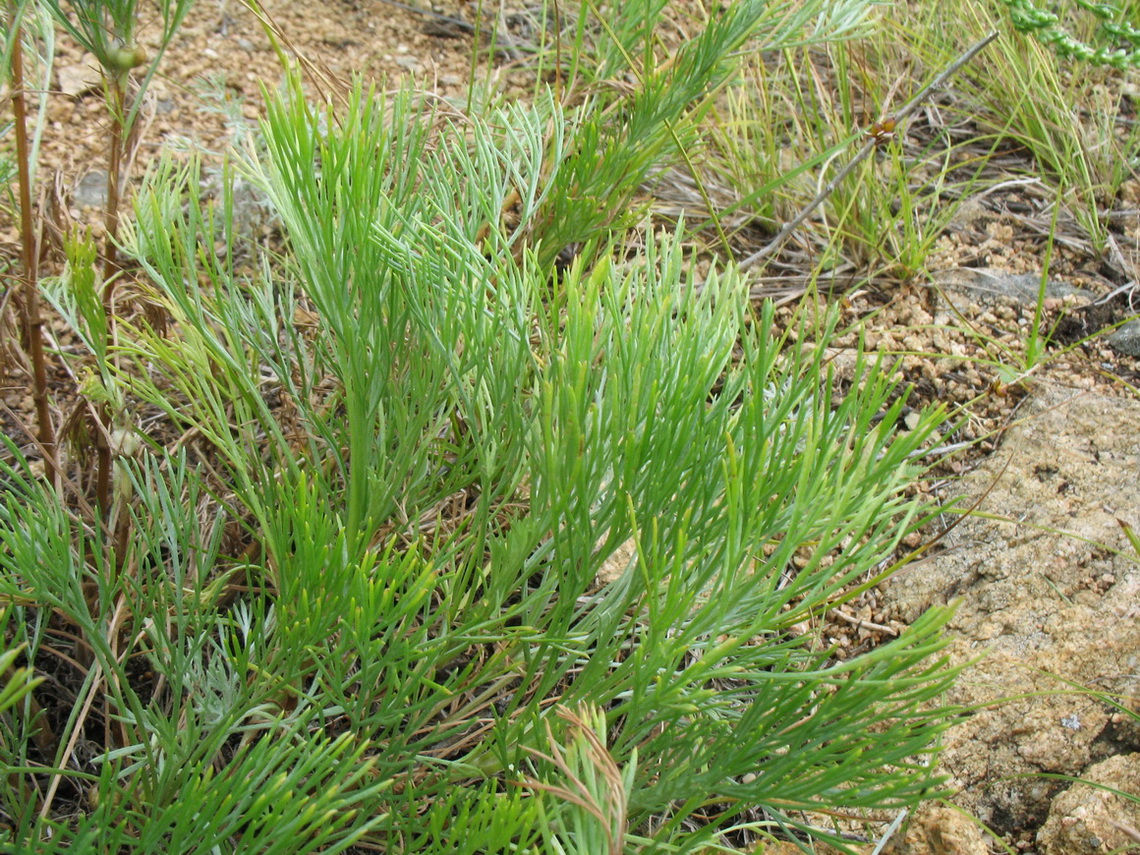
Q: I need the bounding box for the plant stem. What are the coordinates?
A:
[101,76,125,306]
[94,73,128,515]
[8,3,58,488]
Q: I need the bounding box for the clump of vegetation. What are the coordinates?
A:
[2,0,1137,851]
[1001,0,1140,68]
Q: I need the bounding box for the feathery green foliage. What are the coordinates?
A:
[21,0,1140,849]
[0,71,967,851]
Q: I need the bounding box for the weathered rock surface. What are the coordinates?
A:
[1109,320,1140,358]
[1036,753,1140,854]
[881,383,1140,850]
[885,805,990,855]
[55,54,101,98]
[932,266,1094,306]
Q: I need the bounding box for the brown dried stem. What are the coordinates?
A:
[7,3,58,487]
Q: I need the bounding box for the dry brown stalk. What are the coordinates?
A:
[7,3,58,487]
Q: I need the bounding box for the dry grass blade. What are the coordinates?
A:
[522,705,630,855]
[239,0,351,110]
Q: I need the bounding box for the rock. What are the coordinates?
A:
[885,806,990,855]
[1108,320,1140,357]
[756,842,817,854]
[881,384,1140,838]
[74,170,109,208]
[1036,754,1140,855]
[147,79,177,116]
[56,56,102,98]
[932,267,1094,307]
[594,537,636,587]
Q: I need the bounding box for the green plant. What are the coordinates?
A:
[968,0,1140,250]
[1119,517,1140,558]
[1001,0,1140,68]
[5,72,966,852]
[0,0,1049,850]
[526,705,638,854]
[712,39,1000,278]
[728,29,1002,280]
[0,639,42,717]
[515,0,878,269]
